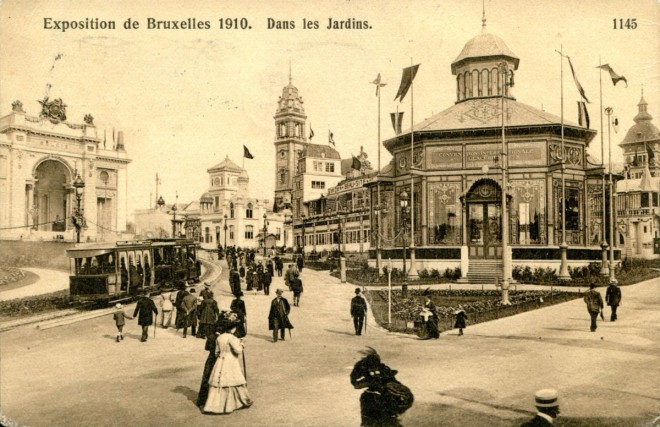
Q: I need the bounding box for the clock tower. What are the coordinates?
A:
[273,71,308,211]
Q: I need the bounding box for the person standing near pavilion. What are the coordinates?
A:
[605,280,622,321]
[268,289,293,343]
[583,283,604,332]
[350,288,368,336]
[133,290,158,342]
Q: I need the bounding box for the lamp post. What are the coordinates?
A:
[262,213,269,256]
[605,107,617,283]
[400,189,410,299]
[72,174,85,243]
[223,214,228,251]
[338,207,347,283]
[171,203,178,238]
[301,214,306,258]
[499,61,514,304]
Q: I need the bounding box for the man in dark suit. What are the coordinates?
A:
[268,289,293,343]
[605,280,622,321]
[133,290,158,342]
[261,267,272,296]
[229,266,241,297]
[520,389,560,426]
[583,282,604,332]
[350,288,367,335]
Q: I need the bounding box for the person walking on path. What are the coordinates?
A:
[351,288,368,336]
[112,303,133,342]
[605,280,622,321]
[203,313,253,414]
[296,254,304,273]
[261,267,272,296]
[454,305,467,336]
[583,283,604,332]
[291,277,303,307]
[160,291,174,328]
[266,257,274,277]
[200,282,214,300]
[133,291,158,342]
[230,291,247,338]
[174,283,189,331]
[181,288,199,338]
[520,388,561,426]
[275,256,283,277]
[422,293,440,339]
[284,264,298,291]
[196,321,219,409]
[198,293,220,339]
[230,266,242,297]
[268,289,293,343]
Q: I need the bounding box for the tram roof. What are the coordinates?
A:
[66,239,197,258]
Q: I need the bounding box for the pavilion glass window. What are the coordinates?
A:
[641,193,650,208]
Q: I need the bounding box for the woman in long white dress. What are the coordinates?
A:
[203,320,253,414]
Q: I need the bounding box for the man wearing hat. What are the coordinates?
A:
[268,289,293,343]
[350,288,368,336]
[133,291,158,342]
[520,389,560,426]
[583,282,604,332]
[284,263,298,291]
[229,265,241,297]
[605,280,622,321]
[200,282,214,300]
[230,291,247,338]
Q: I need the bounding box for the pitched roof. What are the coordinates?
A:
[207,156,244,174]
[302,144,341,159]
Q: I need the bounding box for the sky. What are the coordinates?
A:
[1,0,658,221]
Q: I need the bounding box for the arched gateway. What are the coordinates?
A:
[462,179,510,259]
[33,159,73,232]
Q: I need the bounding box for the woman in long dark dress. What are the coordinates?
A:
[454,305,467,336]
[423,295,440,339]
[197,323,218,408]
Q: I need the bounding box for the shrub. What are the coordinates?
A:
[418,268,430,279]
[430,268,441,279]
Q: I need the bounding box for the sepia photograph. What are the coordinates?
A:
[1,0,659,426]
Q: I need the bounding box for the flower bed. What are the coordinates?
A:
[0,267,26,287]
[365,288,580,334]
[0,290,73,318]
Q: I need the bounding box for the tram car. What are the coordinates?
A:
[67,238,201,304]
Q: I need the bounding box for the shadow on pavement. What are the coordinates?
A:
[248,333,277,343]
[324,328,356,336]
[172,385,198,405]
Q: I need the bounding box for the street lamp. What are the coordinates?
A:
[400,189,410,299]
[171,203,178,238]
[605,107,617,283]
[223,214,228,251]
[262,213,269,256]
[72,174,85,243]
[338,207,347,283]
[301,214,306,258]
[499,61,514,304]
[157,196,165,210]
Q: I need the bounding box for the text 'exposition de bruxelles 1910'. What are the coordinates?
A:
[42,17,372,32]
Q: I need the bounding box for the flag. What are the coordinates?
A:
[329,130,335,146]
[390,111,404,134]
[394,64,420,102]
[646,142,655,164]
[309,125,315,140]
[372,73,387,96]
[597,64,628,87]
[567,56,589,102]
[243,145,254,159]
[351,155,362,171]
[577,101,590,128]
[612,117,619,133]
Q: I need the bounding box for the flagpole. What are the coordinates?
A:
[408,57,418,281]
[499,61,511,305]
[376,77,383,274]
[599,57,610,276]
[557,45,570,281]
[605,106,617,283]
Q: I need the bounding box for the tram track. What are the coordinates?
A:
[0,258,222,332]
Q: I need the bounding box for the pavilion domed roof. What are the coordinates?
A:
[621,94,660,145]
[451,30,519,74]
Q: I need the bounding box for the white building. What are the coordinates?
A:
[0,98,131,242]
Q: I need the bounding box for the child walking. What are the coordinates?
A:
[113,303,133,342]
[454,305,467,336]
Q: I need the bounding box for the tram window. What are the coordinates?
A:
[90,257,99,274]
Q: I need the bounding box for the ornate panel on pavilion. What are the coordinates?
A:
[553,179,585,245]
[587,182,604,246]
[509,180,546,244]
[549,143,583,167]
[428,182,462,245]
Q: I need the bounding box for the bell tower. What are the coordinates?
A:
[273,67,308,211]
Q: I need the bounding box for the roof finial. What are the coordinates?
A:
[482,0,487,29]
[289,58,292,85]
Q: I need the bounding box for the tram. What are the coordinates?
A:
[67,238,201,304]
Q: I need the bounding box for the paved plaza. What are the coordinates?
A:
[1,261,659,426]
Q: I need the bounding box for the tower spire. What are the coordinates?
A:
[289,58,292,85]
[481,0,487,29]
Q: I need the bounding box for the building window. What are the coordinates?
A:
[205,227,210,243]
[230,202,235,219]
[280,170,287,184]
[215,226,220,243]
[246,203,253,218]
[215,196,220,211]
[654,193,658,207]
[229,225,234,240]
[245,225,254,239]
[641,193,650,208]
[325,163,334,173]
[312,181,326,189]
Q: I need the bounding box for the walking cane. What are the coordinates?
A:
[364,311,368,334]
[242,346,248,382]
[288,328,292,340]
[153,318,157,339]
